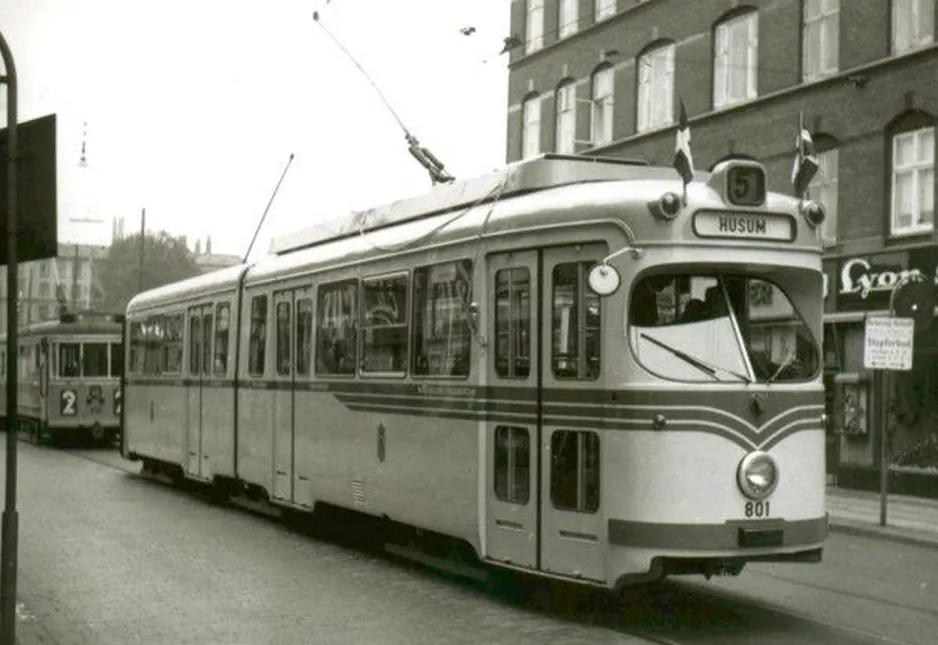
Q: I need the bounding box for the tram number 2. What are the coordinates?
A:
[60,389,78,416]
[744,500,771,518]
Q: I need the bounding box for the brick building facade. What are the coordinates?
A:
[505,0,938,479]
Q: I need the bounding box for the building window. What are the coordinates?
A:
[526,0,544,54]
[807,148,839,245]
[595,0,616,22]
[714,11,758,109]
[893,0,934,54]
[891,126,934,236]
[522,94,542,159]
[803,0,839,81]
[555,80,577,154]
[559,0,578,38]
[637,43,675,133]
[590,66,614,146]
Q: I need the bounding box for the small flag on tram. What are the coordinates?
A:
[673,101,694,187]
[791,112,819,198]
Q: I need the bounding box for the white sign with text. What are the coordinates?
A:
[863,316,914,371]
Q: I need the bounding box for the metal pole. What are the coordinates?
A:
[0,29,20,644]
[879,368,890,526]
[138,208,145,293]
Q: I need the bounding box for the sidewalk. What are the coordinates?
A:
[827,485,938,549]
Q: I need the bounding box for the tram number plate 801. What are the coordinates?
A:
[744,501,770,518]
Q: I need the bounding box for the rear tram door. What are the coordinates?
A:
[484,250,539,570]
[186,305,213,479]
[272,287,311,504]
[539,244,605,582]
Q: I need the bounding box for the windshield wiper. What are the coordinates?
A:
[767,352,797,385]
[640,333,751,384]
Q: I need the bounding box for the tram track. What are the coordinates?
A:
[42,442,924,644]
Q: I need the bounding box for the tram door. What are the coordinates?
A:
[484,245,605,582]
[539,244,605,582]
[186,305,214,479]
[271,287,312,504]
[485,250,539,569]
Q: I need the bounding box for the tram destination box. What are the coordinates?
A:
[0,113,58,265]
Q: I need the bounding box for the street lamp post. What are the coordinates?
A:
[0,29,20,644]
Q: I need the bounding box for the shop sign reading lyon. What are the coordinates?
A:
[840,258,938,300]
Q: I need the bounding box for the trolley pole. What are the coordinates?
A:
[0,29,20,645]
[138,207,145,293]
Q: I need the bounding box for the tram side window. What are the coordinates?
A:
[110,343,123,377]
[413,260,473,377]
[129,322,146,375]
[202,310,213,377]
[494,268,531,378]
[144,316,165,375]
[59,343,81,378]
[316,280,358,376]
[360,274,408,375]
[494,426,530,504]
[550,430,600,513]
[552,262,601,380]
[163,314,184,373]
[248,295,268,376]
[83,343,109,377]
[214,303,230,376]
[189,313,203,375]
[276,299,292,376]
[295,297,313,377]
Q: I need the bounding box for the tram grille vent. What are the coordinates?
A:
[352,480,366,505]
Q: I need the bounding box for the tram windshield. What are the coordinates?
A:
[629,274,819,383]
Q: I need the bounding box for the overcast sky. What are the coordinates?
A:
[1,0,510,260]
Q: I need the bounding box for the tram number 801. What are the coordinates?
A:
[744,500,771,518]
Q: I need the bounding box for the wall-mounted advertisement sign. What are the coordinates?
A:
[836,247,938,311]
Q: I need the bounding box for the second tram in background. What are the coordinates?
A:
[0,311,124,444]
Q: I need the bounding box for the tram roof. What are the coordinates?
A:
[126,263,249,315]
[268,154,664,256]
[10,312,125,339]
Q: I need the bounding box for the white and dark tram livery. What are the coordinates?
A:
[1,312,124,443]
[122,154,828,588]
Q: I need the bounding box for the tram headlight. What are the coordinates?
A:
[736,451,778,500]
[802,201,826,229]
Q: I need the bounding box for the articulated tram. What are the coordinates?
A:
[122,154,828,589]
[1,312,124,443]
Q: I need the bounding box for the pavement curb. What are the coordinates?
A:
[829,519,938,551]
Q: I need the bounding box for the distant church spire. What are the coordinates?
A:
[79,121,88,168]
